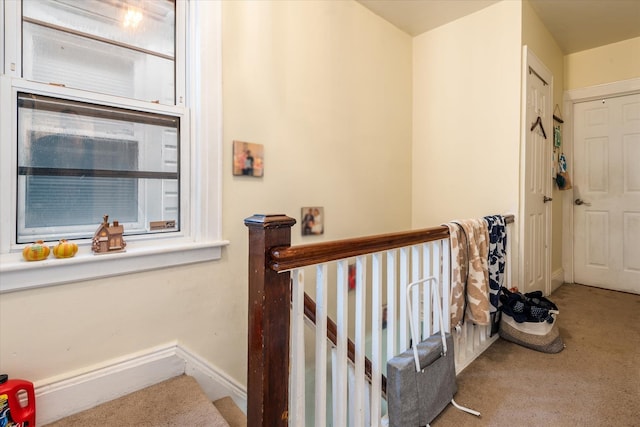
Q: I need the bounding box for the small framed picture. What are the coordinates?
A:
[301,207,324,236]
[233,140,264,177]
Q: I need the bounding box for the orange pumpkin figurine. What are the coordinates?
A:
[22,240,50,261]
[53,239,78,259]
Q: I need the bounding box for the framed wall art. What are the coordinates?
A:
[301,206,324,236]
[233,140,264,177]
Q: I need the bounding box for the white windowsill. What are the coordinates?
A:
[0,239,229,293]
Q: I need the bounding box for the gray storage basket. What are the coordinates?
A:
[386,277,480,427]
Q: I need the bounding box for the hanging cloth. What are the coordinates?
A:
[556,153,572,190]
[484,215,507,334]
[451,219,491,326]
[444,222,468,330]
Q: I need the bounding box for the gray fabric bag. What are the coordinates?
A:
[386,278,480,427]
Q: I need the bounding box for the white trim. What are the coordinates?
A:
[189,0,224,243]
[565,77,640,102]
[551,268,564,294]
[562,77,640,284]
[454,334,499,374]
[0,239,228,293]
[178,345,248,413]
[34,342,247,425]
[2,0,20,77]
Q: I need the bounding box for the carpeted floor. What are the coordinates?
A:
[213,396,247,427]
[43,375,232,427]
[431,283,640,426]
[42,284,639,426]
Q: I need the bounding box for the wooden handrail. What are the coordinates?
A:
[270,214,513,271]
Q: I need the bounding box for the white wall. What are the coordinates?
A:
[0,0,412,392]
[412,1,522,227]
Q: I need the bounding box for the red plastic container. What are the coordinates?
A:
[0,374,36,427]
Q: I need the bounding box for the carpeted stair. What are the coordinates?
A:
[43,375,247,427]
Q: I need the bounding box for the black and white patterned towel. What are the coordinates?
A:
[484,215,506,313]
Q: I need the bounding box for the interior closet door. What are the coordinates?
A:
[573,93,640,294]
[520,47,552,295]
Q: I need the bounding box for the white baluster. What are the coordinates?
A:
[365,380,372,427]
[423,242,432,337]
[290,269,305,426]
[399,247,409,351]
[348,364,356,427]
[432,241,441,335]
[331,348,338,427]
[442,238,451,333]
[334,260,349,427]
[370,252,382,427]
[315,264,328,427]
[386,249,397,362]
[411,245,421,342]
[354,255,367,427]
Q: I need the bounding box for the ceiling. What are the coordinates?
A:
[356,0,640,54]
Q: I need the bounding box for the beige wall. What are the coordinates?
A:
[0,1,413,388]
[412,1,522,228]
[522,0,565,273]
[8,0,636,396]
[565,37,640,90]
[222,0,412,241]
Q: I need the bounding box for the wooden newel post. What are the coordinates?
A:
[244,214,296,426]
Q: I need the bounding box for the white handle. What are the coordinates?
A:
[406,277,446,373]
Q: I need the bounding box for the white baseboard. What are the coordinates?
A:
[455,334,499,374]
[178,345,247,413]
[34,342,247,425]
[551,268,564,294]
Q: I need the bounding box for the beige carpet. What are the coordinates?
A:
[39,284,640,426]
[432,283,640,426]
[43,375,231,427]
[212,397,247,427]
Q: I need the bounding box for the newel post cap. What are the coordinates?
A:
[244,214,296,229]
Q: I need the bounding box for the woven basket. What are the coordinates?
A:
[499,317,564,353]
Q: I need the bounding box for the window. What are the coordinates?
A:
[18,93,181,243]
[22,0,176,104]
[0,0,224,292]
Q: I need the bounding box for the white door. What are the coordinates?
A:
[573,93,640,294]
[520,47,552,295]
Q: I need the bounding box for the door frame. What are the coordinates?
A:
[519,46,553,295]
[562,77,640,283]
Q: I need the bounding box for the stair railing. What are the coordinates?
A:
[245,214,513,426]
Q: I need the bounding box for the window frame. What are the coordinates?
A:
[15,85,183,243]
[0,0,225,293]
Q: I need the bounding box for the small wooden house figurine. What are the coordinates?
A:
[92,215,126,254]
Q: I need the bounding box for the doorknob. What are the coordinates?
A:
[543,196,553,203]
[575,198,591,206]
